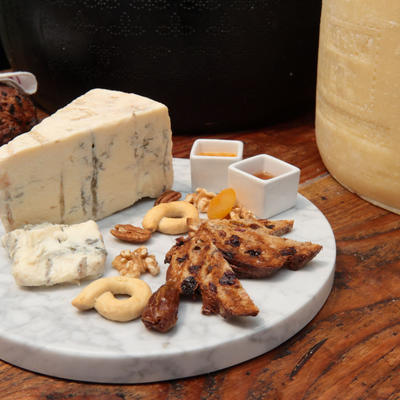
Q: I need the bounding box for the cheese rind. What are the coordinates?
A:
[315,0,400,214]
[0,89,173,231]
[1,220,107,287]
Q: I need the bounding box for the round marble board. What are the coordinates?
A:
[0,158,336,384]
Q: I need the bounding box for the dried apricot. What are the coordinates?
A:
[207,188,236,219]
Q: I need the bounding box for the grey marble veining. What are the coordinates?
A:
[0,158,336,383]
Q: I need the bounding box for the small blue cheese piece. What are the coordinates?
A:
[0,88,173,232]
[1,220,107,287]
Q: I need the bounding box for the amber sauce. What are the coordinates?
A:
[253,171,275,180]
[198,152,237,157]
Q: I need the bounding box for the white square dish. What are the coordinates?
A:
[190,139,243,192]
[228,154,300,218]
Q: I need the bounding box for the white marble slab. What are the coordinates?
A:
[0,158,336,383]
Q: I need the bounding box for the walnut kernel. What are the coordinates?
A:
[185,187,216,213]
[112,247,160,278]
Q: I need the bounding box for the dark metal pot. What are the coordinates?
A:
[0,0,321,133]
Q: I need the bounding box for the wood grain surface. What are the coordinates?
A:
[1,113,399,400]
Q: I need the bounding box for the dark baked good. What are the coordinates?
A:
[0,84,37,146]
[188,217,294,238]
[167,234,259,318]
[142,217,321,333]
[142,234,259,332]
[192,234,259,318]
[193,219,322,278]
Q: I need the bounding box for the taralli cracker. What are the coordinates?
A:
[142,201,199,235]
[72,276,152,322]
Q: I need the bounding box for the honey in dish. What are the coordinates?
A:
[198,152,237,157]
[253,171,275,180]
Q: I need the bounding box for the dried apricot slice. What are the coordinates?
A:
[207,188,236,219]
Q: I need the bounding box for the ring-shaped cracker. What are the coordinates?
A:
[72,276,152,322]
[142,200,199,235]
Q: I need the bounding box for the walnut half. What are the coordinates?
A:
[185,187,216,213]
[112,247,160,278]
[229,205,256,220]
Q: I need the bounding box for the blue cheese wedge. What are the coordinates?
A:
[0,88,173,232]
[1,220,107,287]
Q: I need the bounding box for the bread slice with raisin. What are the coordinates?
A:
[142,234,259,332]
[194,219,322,278]
[164,236,201,298]
[167,234,258,317]
[190,234,259,318]
[188,218,294,237]
[142,236,196,333]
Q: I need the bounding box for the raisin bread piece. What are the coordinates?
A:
[188,217,294,237]
[193,219,322,278]
[142,234,259,332]
[166,234,259,317]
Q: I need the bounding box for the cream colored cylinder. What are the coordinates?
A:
[315,0,400,214]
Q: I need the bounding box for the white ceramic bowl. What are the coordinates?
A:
[228,154,300,218]
[190,139,243,192]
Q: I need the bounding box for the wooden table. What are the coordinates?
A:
[1,112,399,399]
